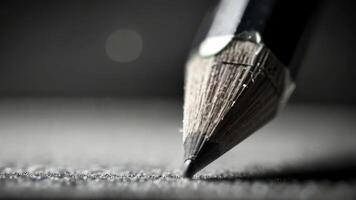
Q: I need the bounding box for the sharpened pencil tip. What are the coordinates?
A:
[182,159,195,179]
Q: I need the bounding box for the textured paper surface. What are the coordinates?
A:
[0,99,355,199]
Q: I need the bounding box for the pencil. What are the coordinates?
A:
[182,0,319,178]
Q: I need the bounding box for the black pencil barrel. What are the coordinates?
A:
[200,0,320,78]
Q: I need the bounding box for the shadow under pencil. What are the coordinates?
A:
[199,156,356,182]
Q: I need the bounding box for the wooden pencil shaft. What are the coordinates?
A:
[182,38,288,177]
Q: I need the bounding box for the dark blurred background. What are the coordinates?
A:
[0,0,355,103]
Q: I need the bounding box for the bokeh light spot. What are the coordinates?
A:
[105,29,143,63]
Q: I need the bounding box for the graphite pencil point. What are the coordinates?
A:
[182,37,291,177]
[182,159,194,178]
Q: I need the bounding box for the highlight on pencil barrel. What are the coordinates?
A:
[182,0,318,178]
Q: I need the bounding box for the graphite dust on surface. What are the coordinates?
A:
[1,165,356,199]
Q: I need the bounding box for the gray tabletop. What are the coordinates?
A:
[0,98,355,199]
